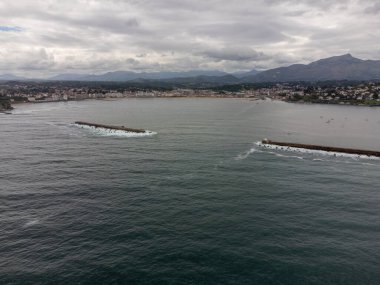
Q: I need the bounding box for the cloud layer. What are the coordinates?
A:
[1,0,380,76]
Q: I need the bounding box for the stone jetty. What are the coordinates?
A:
[262,139,380,157]
[74,121,146,133]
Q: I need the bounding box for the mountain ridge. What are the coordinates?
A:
[242,54,380,82]
[49,70,230,82]
[2,54,380,84]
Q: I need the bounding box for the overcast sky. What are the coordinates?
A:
[1,0,380,77]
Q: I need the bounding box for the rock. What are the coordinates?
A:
[0,98,13,111]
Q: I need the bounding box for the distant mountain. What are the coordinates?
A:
[242,54,380,82]
[130,74,240,88]
[0,74,27,81]
[6,54,380,85]
[144,70,228,80]
[49,73,91,81]
[80,71,137,81]
[161,74,239,86]
[50,70,228,82]
[232,68,260,79]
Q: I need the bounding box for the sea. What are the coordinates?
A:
[1,98,380,285]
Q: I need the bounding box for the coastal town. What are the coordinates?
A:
[1,80,380,110]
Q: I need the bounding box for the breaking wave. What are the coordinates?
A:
[235,147,261,160]
[72,123,157,138]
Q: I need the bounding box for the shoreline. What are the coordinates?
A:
[8,96,260,107]
[287,100,380,107]
[6,96,380,112]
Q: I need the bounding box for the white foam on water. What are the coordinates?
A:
[268,151,304,160]
[235,147,261,160]
[72,123,157,138]
[24,219,40,227]
[0,111,12,115]
[255,141,380,160]
[361,162,378,166]
[12,105,66,115]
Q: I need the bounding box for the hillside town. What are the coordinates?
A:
[1,81,380,110]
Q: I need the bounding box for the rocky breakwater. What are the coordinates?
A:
[262,139,380,157]
[74,121,147,133]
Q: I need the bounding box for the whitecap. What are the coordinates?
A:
[235,147,262,160]
[269,151,304,160]
[24,219,40,227]
[312,158,325,161]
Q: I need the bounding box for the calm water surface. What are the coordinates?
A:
[1,99,380,284]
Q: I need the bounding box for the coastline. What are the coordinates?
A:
[5,96,379,113]
[8,96,258,108]
[287,100,380,107]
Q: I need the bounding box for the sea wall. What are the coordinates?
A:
[74,121,146,133]
[262,139,380,157]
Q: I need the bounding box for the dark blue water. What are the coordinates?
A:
[1,99,380,284]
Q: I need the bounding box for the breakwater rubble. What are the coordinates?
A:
[259,139,380,158]
[73,121,156,137]
[75,121,146,133]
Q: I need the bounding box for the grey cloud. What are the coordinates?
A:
[126,58,139,65]
[0,48,56,71]
[264,0,347,10]
[364,2,380,14]
[192,23,288,45]
[40,33,88,47]
[0,0,379,76]
[201,47,268,62]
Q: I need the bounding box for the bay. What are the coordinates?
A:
[1,98,380,284]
